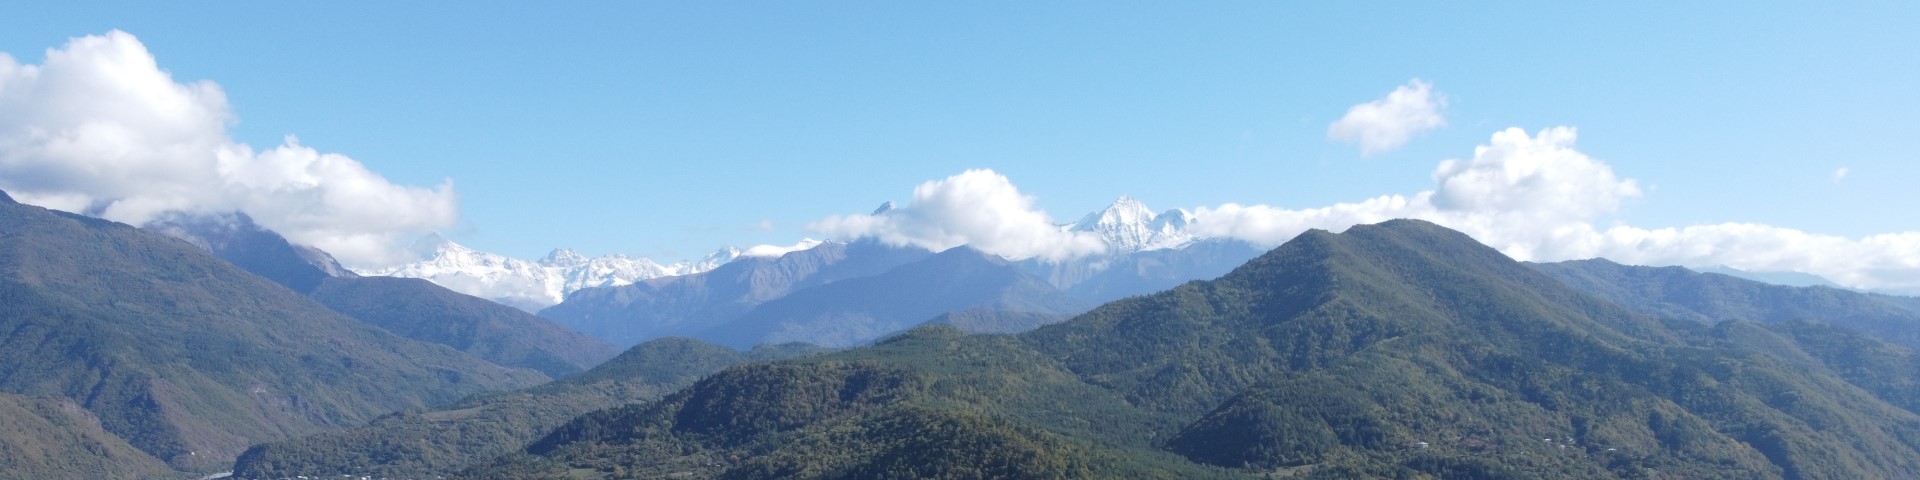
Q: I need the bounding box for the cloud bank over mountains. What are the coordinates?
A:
[810,169,1107,262]
[814,126,1920,294]
[0,31,454,268]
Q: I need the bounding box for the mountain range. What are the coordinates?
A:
[15,179,1920,479]
[360,234,823,312]
[360,196,1231,316]
[0,191,551,475]
[151,212,623,379]
[536,197,1266,349]
[219,219,1920,479]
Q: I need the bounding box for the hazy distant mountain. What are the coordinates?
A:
[539,197,1264,349]
[1052,238,1267,302]
[360,234,823,312]
[700,246,1090,349]
[151,212,621,379]
[0,192,546,476]
[1024,196,1265,303]
[1689,264,1843,289]
[499,220,1920,479]
[308,277,621,378]
[147,212,356,294]
[1535,258,1920,348]
[539,240,933,346]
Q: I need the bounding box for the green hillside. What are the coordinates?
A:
[500,220,1920,479]
[0,392,174,480]
[0,194,547,475]
[230,338,824,478]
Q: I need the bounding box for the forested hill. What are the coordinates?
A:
[0,193,547,476]
[489,220,1920,479]
[230,337,826,478]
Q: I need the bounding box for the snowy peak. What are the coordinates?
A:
[1069,196,1195,254]
[1072,195,1155,231]
[540,248,590,267]
[409,232,462,257]
[360,235,837,312]
[1150,208,1194,231]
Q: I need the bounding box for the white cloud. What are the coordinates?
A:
[0,31,455,268]
[809,169,1105,262]
[1328,78,1447,156]
[1833,167,1850,183]
[1192,126,1920,294]
[816,127,1920,295]
[739,238,825,258]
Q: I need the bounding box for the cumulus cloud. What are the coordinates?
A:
[1833,167,1850,183]
[809,169,1105,262]
[820,126,1920,294]
[1328,79,1447,156]
[0,31,455,268]
[1192,126,1920,294]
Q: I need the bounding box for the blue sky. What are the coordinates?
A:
[2,2,1916,285]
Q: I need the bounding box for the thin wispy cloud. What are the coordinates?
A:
[1328,79,1447,156]
[0,31,456,268]
[1833,167,1851,183]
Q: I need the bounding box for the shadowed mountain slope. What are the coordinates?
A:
[309,276,620,378]
[151,213,620,379]
[540,241,932,346]
[700,246,1090,349]
[0,195,546,475]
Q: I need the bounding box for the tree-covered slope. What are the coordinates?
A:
[230,338,825,479]
[506,220,1920,479]
[0,195,546,474]
[0,393,174,480]
[309,276,620,378]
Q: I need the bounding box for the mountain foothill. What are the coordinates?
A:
[9,188,1920,479]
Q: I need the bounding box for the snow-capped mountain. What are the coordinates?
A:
[1065,195,1197,254]
[364,196,1220,314]
[356,234,820,312]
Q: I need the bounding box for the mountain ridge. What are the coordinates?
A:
[0,194,547,475]
[149,211,622,379]
[495,219,1920,479]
